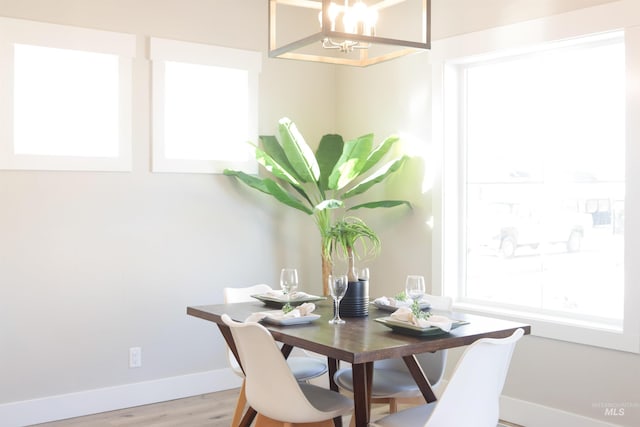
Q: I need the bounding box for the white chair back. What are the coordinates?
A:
[426,328,524,427]
[223,284,273,376]
[221,314,353,423]
[224,283,272,304]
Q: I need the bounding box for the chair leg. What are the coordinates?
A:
[389,398,398,414]
[231,380,247,427]
[255,413,335,427]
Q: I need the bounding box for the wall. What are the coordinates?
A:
[334,1,638,426]
[0,0,336,413]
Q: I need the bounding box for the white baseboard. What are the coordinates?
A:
[0,369,242,427]
[1,374,625,427]
[501,395,623,427]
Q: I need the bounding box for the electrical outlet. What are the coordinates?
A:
[129,347,142,368]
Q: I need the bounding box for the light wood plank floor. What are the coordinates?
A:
[32,388,523,426]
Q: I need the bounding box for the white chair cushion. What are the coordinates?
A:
[299,383,354,416]
[334,368,425,398]
[287,356,328,381]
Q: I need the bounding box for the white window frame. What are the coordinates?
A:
[431,0,640,353]
[0,17,135,171]
[150,38,260,174]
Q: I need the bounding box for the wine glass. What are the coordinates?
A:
[328,274,348,324]
[405,275,426,303]
[359,267,370,282]
[280,268,299,303]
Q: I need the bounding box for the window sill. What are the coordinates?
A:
[453,301,639,353]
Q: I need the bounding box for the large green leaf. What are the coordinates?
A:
[224,169,312,215]
[263,179,314,215]
[341,156,407,199]
[223,169,270,194]
[316,134,344,192]
[348,200,412,211]
[259,135,302,182]
[360,135,400,176]
[254,145,301,187]
[328,134,374,190]
[278,118,320,183]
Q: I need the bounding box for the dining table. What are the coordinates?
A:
[187,299,530,427]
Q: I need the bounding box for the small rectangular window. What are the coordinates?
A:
[14,44,120,158]
[0,17,135,171]
[151,38,260,174]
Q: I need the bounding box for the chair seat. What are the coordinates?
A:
[334,367,423,398]
[299,383,354,418]
[371,403,435,427]
[288,356,328,381]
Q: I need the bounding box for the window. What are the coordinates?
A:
[432,2,640,352]
[0,17,135,171]
[150,38,260,174]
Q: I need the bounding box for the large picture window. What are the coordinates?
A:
[464,34,625,324]
[433,2,640,352]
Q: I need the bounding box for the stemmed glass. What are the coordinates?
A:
[359,267,370,282]
[405,275,426,303]
[328,274,348,324]
[280,268,299,304]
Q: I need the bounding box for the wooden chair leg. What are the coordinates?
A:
[231,380,247,427]
[255,413,335,427]
[389,398,398,414]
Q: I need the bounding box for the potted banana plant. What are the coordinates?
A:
[224,117,410,295]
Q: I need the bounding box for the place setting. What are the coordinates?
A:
[245,301,321,326]
[375,275,468,336]
[251,268,326,308]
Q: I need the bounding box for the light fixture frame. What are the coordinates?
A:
[269,0,430,67]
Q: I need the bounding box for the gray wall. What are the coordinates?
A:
[1,0,637,426]
[0,0,336,404]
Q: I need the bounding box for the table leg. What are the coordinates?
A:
[351,362,373,427]
[328,358,342,427]
[402,355,437,403]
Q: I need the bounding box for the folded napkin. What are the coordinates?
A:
[245,302,316,323]
[389,306,453,331]
[265,290,311,300]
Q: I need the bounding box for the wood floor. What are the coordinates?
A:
[33,387,522,426]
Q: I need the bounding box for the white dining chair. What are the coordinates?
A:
[221,314,354,426]
[223,284,328,426]
[370,328,525,427]
[333,294,452,422]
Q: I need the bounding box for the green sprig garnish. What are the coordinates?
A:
[395,291,407,301]
[282,302,294,314]
[411,299,432,320]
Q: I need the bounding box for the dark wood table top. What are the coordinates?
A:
[187,300,531,364]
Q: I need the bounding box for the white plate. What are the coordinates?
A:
[261,314,321,326]
[375,317,468,336]
[372,300,431,312]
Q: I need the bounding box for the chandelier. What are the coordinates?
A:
[269,0,430,67]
